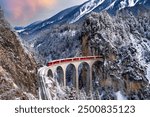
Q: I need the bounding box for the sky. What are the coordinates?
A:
[0,0,87,26]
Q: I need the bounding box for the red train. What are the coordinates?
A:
[47,56,102,66]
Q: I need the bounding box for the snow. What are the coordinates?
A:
[62,31,67,36]
[50,21,54,24]
[71,30,76,36]
[128,0,139,7]
[42,23,46,28]
[56,81,66,97]
[13,83,18,89]
[116,91,127,100]
[59,16,63,20]
[60,30,76,37]
[129,34,144,63]
[71,0,141,23]
[70,0,105,23]
[16,29,25,33]
[46,21,54,25]
[38,87,42,100]
[129,34,150,82]
[104,0,116,10]
[120,0,127,10]
[38,66,48,76]
[129,34,150,83]
[144,40,150,83]
[37,44,42,48]
[30,43,34,48]
[38,66,66,100]
[23,92,36,100]
[119,0,139,10]
[146,64,150,83]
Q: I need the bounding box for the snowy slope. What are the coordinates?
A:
[14,0,150,100]
[20,6,79,34]
[70,0,105,23]
[18,0,149,34]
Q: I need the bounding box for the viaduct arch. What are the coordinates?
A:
[47,56,103,93]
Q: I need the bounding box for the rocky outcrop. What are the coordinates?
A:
[0,8,37,99]
[81,9,150,99]
[37,8,150,100]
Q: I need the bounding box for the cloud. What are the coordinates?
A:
[4,0,56,25]
[1,0,87,26]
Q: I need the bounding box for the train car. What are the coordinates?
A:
[80,57,87,60]
[53,60,60,65]
[80,56,94,60]
[61,58,72,63]
[47,62,53,66]
[95,56,102,59]
[73,57,80,61]
[47,56,102,66]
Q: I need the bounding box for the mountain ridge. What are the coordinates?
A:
[14,0,150,100]
[17,0,149,34]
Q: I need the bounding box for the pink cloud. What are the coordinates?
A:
[6,0,56,25]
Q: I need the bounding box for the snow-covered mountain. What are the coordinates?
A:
[18,0,149,34]
[18,0,150,63]
[15,0,150,100]
[37,9,150,100]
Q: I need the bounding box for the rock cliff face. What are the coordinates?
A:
[37,8,150,100]
[0,8,37,99]
[81,9,150,99]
